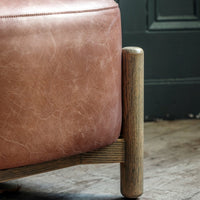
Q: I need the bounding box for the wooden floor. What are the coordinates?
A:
[0,120,200,200]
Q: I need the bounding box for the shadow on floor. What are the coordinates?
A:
[0,183,133,200]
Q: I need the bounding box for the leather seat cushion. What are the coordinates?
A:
[0,0,122,170]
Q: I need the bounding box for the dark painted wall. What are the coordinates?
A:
[116,0,200,121]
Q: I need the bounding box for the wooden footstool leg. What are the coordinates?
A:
[120,47,144,198]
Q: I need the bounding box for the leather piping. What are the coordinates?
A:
[0,6,118,19]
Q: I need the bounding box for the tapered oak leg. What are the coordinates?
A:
[120,47,144,198]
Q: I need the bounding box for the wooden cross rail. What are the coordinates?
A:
[0,139,125,183]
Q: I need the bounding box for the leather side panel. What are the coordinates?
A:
[0,7,122,170]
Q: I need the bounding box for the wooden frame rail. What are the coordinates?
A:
[0,139,125,183]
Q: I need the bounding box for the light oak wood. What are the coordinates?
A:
[0,139,125,183]
[120,47,144,198]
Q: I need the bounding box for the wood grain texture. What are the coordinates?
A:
[120,47,144,198]
[0,139,125,183]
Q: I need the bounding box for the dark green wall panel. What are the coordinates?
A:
[117,0,200,120]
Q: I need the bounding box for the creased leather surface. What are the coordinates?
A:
[0,0,122,170]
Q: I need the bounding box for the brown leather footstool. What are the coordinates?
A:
[0,0,144,198]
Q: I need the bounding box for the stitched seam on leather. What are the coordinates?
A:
[0,6,118,19]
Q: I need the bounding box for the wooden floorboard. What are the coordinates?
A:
[0,119,200,200]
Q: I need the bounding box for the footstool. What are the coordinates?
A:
[0,0,144,198]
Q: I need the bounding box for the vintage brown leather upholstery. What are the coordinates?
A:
[0,0,122,170]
